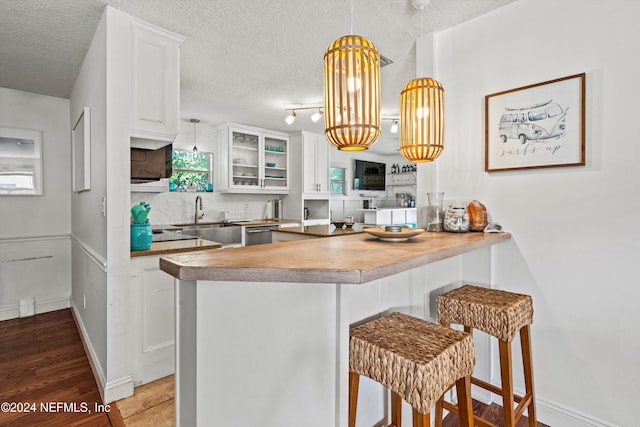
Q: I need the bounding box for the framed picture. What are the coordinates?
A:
[0,126,43,195]
[72,107,91,192]
[484,73,585,172]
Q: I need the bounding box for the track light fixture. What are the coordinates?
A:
[284,106,324,125]
[285,111,296,125]
[311,109,324,122]
[381,117,400,134]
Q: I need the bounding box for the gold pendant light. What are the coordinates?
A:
[323,8,381,151]
[399,77,444,162]
[399,1,444,162]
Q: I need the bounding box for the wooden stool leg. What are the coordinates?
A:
[434,395,444,427]
[391,391,402,427]
[499,340,515,427]
[520,325,537,427]
[349,372,359,427]
[455,375,474,427]
[412,408,430,427]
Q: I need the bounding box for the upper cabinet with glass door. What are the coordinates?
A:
[217,123,289,194]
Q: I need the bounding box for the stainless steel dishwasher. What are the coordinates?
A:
[243,224,280,246]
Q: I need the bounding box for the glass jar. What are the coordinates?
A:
[426,192,444,232]
[444,201,470,232]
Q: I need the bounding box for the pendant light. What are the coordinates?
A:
[323,1,381,151]
[190,118,200,157]
[399,2,444,162]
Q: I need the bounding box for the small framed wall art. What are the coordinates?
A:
[484,73,585,172]
[72,107,91,192]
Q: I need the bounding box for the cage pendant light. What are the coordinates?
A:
[399,77,444,162]
[323,35,381,151]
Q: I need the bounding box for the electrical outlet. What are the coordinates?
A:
[101,196,106,217]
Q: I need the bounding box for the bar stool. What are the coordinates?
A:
[349,312,475,427]
[435,285,537,427]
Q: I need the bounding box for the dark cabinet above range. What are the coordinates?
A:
[131,145,172,183]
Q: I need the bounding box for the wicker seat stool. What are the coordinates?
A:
[435,284,536,427]
[349,312,475,427]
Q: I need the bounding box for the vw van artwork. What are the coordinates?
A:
[498,100,567,144]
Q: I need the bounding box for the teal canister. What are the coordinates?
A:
[131,223,152,250]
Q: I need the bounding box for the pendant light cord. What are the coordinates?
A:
[350,0,354,34]
[419,7,424,77]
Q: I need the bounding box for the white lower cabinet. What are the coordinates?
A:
[363,208,418,227]
[130,255,175,386]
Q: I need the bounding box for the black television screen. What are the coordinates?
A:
[353,160,386,191]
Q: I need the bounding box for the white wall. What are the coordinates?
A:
[0,88,71,319]
[427,0,640,425]
[69,6,133,403]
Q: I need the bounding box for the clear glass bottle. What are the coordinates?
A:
[444,201,470,232]
[426,192,444,232]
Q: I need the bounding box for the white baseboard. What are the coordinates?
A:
[536,395,621,427]
[37,296,70,314]
[0,297,70,321]
[70,300,134,404]
[487,380,619,427]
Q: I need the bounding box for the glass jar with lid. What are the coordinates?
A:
[443,201,470,232]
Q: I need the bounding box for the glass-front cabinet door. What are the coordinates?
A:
[231,129,261,190]
[220,124,289,194]
[262,134,288,192]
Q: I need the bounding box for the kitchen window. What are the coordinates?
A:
[330,167,346,195]
[170,150,213,191]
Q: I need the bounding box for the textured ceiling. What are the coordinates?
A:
[0,0,516,154]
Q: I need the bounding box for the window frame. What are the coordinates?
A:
[170,149,214,192]
[330,163,349,197]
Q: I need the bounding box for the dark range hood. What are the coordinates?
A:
[131,145,172,183]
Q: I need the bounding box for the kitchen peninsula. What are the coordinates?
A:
[160,231,510,426]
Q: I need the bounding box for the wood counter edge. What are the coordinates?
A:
[131,239,222,257]
[159,232,510,284]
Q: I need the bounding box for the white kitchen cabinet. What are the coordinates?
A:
[300,132,330,195]
[217,123,290,194]
[363,208,417,227]
[130,255,175,386]
[130,18,184,150]
[284,132,331,225]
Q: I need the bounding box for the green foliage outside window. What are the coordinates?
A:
[170,150,211,191]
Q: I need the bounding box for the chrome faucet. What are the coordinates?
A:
[195,196,204,224]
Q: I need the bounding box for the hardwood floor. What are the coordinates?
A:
[442,399,550,427]
[0,309,114,426]
[112,375,174,427]
[0,308,548,427]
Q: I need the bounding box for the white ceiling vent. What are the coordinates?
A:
[380,54,394,68]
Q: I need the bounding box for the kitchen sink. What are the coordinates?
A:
[174,223,242,246]
[172,222,238,228]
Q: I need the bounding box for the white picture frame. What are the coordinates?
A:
[72,107,91,192]
[485,73,586,172]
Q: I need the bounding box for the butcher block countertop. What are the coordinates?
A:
[272,224,364,237]
[131,238,222,257]
[160,231,510,284]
